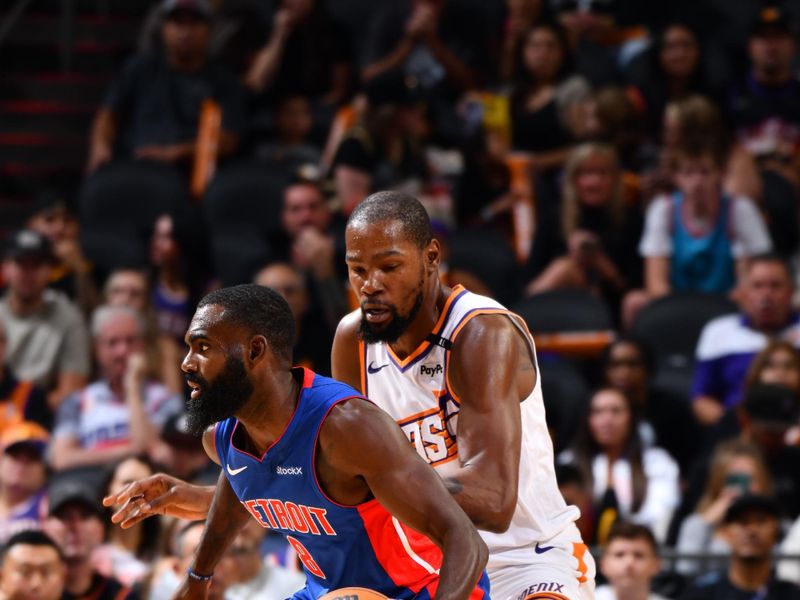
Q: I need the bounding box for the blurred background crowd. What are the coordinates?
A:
[2,0,800,598]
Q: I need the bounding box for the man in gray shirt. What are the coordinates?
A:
[0,230,90,409]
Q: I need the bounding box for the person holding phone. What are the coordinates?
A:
[674,439,773,575]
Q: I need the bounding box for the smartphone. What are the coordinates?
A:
[724,472,752,494]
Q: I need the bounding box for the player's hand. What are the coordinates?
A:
[103,473,213,528]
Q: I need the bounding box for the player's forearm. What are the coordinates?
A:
[190,474,250,576]
[443,470,516,533]
[434,522,488,600]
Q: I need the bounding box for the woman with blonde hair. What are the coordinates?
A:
[675,439,773,575]
[525,142,643,317]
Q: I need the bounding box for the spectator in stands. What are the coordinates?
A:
[675,440,773,576]
[253,262,334,376]
[86,0,245,173]
[646,95,761,203]
[553,0,648,87]
[728,6,800,190]
[45,478,134,600]
[0,229,90,410]
[330,86,429,215]
[559,387,681,544]
[361,0,488,104]
[0,422,49,544]
[525,143,643,316]
[272,177,348,332]
[745,340,800,394]
[149,215,192,346]
[0,317,51,432]
[50,305,182,472]
[95,456,160,587]
[596,521,670,600]
[149,412,214,483]
[602,337,698,470]
[26,191,98,317]
[498,0,549,84]
[691,255,797,426]
[624,143,772,329]
[627,22,720,137]
[679,494,800,600]
[244,0,353,135]
[147,520,232,600]
[508,20,579,169]
[225,521,305,599]
[253,94,321,173]
[675,383,800,544]
[0,530,66,600]
[103,267,183,395]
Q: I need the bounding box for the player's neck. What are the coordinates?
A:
[236,370,300,455]
[389,284,450,359]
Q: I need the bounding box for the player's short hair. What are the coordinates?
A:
[348,191,433,250]
[1,530,64,564]
[604,521,659,555]
[198,284,295,362]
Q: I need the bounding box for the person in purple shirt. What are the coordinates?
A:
[692,254,800,427]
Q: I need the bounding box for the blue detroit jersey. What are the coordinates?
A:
[214,367,490,600]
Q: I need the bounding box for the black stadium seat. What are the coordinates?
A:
[631,293,738,400]
[513,289,614,334]
[79,159,187,275]
[201,161,288,286]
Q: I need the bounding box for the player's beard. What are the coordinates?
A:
[359,289,424,344]
[184,354,253,436]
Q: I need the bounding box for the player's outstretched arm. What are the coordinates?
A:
[104,426,222,527]
[322,399,488,600]
[172,426,250,599]
[443,314,530,533]
[103,473,214,528]
[172,470,251,600]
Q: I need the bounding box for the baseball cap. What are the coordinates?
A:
[723,494,782,524]
[48,478,104,519]
[161,412,201,450]
[751,5,792,36]
[3,229,53,262]
[161,0,213,20]
[1,422,49,456]
[741,383,800,426]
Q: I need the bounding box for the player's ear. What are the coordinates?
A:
[426,238,441,271]
[247,335,268,364]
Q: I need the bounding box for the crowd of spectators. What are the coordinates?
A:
[3,0,800,597]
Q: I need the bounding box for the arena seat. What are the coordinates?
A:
[513,289,615,357]
[201,161,288,286]
[631,293,737,400]
[538,357,591,453]
[447,228,518,306]
[79,159,187,275]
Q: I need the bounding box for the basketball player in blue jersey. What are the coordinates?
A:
[106,193,595,599]
[120,284,490,600]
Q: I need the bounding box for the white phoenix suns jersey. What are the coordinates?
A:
[360,285,580,570]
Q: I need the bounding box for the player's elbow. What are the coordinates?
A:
[473,496,516,533]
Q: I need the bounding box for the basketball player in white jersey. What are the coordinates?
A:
[331,191,595,600]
